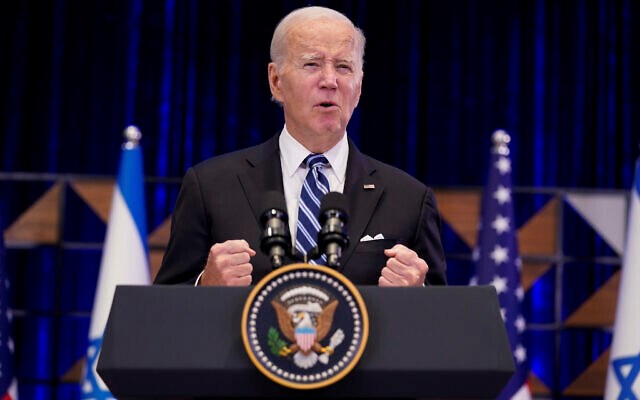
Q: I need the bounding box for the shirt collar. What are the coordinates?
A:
[279,126,349,183]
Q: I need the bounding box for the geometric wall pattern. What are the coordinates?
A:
[437,189,626,398]
[1,176,627,399]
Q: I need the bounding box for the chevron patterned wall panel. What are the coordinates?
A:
[1,175,627,399]
[435,188,625,398]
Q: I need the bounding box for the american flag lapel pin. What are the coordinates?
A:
[363,184,375,190]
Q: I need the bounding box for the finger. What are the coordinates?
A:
[406,257,429,277]
[232,239,257,256]
[227,274,253,286]
[220,263,253,285]
[383,243,406,257]
[207,251,248,276]
[217,251,252,269]
[384,257,411,276]
[378,275,393,287]
[221,262,252,277]
[385,245,419,266]
[380,266,408,286]
[210,240,257,257]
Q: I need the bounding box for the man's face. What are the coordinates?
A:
[268,18,363,147]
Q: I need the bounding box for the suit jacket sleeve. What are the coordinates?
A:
[154,167,210,284]
[414,187,447,285]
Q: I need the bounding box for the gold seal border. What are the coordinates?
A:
[241,263,370,390]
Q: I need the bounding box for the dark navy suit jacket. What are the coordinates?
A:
[154,134,447,286]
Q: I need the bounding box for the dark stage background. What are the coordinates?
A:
[1,0,638,399]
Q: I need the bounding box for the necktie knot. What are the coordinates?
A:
[304,154,330,170]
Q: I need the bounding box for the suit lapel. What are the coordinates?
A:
[339,140,384,271]
[236,135,381,273]
[237,134,284,226]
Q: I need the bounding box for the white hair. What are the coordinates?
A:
[270,6,366,73]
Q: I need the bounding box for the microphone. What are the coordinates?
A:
[259,191,292,269]
[316,192,349,268]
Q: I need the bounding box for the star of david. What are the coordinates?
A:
[612,352,640,400]
[82,337,114,400]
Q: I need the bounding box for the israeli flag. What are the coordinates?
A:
[81,127,150,399]
[604,157,640,400]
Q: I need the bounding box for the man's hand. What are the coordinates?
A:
[378,244,429,287]
[200,239,256,286]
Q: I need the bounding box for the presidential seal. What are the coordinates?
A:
[241,263,369,390]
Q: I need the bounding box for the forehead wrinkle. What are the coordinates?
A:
[288,21,358,54]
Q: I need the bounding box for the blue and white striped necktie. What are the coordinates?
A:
[296,154,330,263]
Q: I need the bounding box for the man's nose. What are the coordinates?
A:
[319,65,338,89]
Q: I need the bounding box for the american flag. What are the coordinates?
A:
[0,223,18,399]
[471,130,531,400]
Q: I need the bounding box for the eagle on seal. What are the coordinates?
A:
[272,299,339,369]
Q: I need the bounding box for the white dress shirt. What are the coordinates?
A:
[278,126,349,244]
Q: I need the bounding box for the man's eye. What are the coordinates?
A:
[337,65,353,72]
[304,62,319,68]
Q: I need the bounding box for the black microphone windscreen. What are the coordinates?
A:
[319,192,348,215]
[261,190,287,214]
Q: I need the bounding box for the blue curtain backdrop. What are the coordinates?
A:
[1,0,638,399]
[3,0,637,187]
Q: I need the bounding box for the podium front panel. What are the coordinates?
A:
[98,285,514,398]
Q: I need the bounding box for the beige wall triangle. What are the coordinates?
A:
[149,216,171,247]
[518,198,558,256]
[148,217,172,281]
[562,348,610,396]
[522,261,552,291]
[150,249,165,282]
[565,271,619,327]
[4,183,62,245]
[60,357,85,383]
[434,190,480,248]
[529,370,551,395]
[70,180,115,223]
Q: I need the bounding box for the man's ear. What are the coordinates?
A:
[354,73,363,108]
[268,63,283,102]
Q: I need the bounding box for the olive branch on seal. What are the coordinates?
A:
[267,326,288,356]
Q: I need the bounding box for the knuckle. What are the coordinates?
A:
[210,243,224,255]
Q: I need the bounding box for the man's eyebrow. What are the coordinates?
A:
[300,54,354,64]
[301,54,322,61]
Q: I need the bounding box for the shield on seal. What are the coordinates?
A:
[294,325,316,352]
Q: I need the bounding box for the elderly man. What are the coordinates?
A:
[154,6,447,287]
